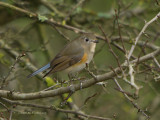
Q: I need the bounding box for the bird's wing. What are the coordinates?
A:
[43,43,84,77]
[52,54,83,72]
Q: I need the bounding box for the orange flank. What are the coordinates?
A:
[73,53,88,66]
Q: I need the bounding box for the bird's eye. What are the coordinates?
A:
[84,38,89,42]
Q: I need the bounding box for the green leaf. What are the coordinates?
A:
[50,12,55,17]
[0,53,4,59]
[63,93,73,103]
[38,14,48,22]
[97,12,112,19]
[76,7,82,13]
[0,52,10,65]
[62,20,66,25]
[129,39,134,44]
[45,77,55,87]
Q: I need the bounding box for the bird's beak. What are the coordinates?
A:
[92,40,99,43]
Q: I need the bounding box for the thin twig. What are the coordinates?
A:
[85,63,98,81]
[40,0,65,17]
[53,26,71,41]
[115,9,126,54]
[61,92,74,106]
[0,37,87,119]
[153,57,160,68]
[84,93,98,105]
[98,25,124,74]
[136,40,148,66]
[111,42,136,59]
[112,36,159,50]
[80,93,99,110]
[0,101,9,112]
[113,78,150,119]
[155,0,160,6]
[0,34,160,100]
[127,12,160,60]
[0,1,112,42]
[9,110,12,120]
[0,2,86,34]
[109,66,120,78]
[0,53,25,88]
[0,97,111,120]
[36,24,50,61]
[64,0,86,21]
[0,48,159,100]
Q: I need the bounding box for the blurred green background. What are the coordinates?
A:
[0,0,160,120]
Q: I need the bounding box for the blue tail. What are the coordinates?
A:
[27,63,50,78]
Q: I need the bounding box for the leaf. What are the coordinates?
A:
[75,7,82,13]
[38,14,48,22]
[67,97,73,102]
[45,77,55,87]
[0,52,10,65]
[0,53,4,59]
[63,93,73,103]
[129,39,134,44]
[97,12,112,19]
[62,20,66,25]
[50,12,55,17]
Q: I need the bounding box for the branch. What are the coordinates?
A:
[0,40,87,119]
[40,0,65,17]
[0,2,159,51]
[64,0,86,21]
[98,26,124,73]
[0,38,160,100]
[115,9,126,53]
[153,57,160,68]
[113,78,149,119]
[1,97,111,120]
[111,36,159,50]
[0,2,85,33]
[127,12,160,60]
[1,53,25,88]
[0,1,108,41]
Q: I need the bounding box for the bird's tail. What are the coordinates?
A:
[27,63,50,78]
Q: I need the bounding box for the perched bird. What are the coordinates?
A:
[27,33,98,78]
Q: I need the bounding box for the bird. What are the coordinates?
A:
[27,33,98,78]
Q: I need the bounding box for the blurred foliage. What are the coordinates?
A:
[0,0,160,120]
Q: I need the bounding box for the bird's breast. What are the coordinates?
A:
[64,43,96,74]
[90,43,96,53]
[64,53,88,74]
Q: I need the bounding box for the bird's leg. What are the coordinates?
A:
[68,73,84,90]
[73,72,83,89]
[68,73,72,80]
[68,73,76,85]
[68,73,72,85]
